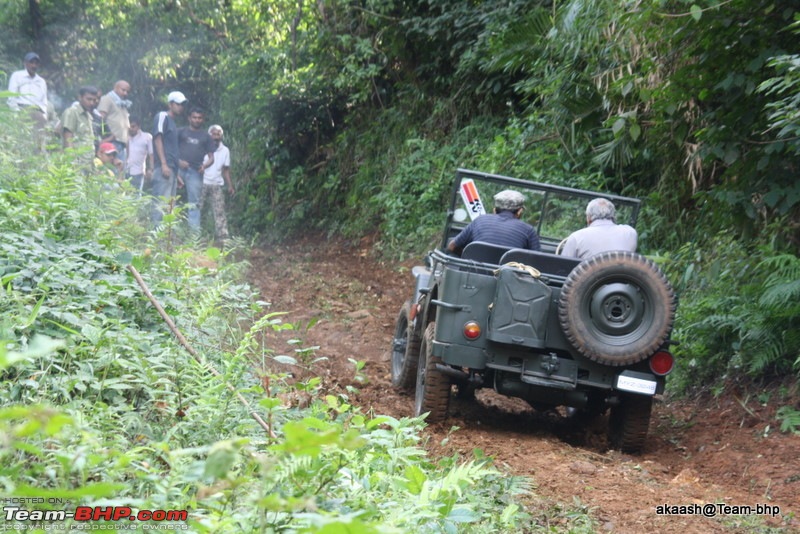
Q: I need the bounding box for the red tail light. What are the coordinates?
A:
[649,351,674,376]
[463,321,481,340]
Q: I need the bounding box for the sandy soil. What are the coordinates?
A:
[248,235,800,533]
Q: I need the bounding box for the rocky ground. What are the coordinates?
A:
[247,235,799,533]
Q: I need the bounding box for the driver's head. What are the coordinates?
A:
[586,198,616,223]
[493,190,525,214]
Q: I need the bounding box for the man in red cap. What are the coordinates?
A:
[94,142,120,179]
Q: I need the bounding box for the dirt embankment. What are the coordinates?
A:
[248,236,799,533]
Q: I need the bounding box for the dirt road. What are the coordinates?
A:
[248,236,799,533]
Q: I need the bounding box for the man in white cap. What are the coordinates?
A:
[560,198,637,259]
[151,90,187,225]
[448,189,540,253]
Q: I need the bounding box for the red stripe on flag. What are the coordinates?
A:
[463,181,478,203]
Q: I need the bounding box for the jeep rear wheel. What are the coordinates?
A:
[414,322,451,422]
[391,301,421,390]
[558,251,675,366]
[608,394,653,453]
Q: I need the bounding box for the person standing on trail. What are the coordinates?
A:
[7,52,48,138]
[200,124,234,244]
[126,116,153,193]
[151,91,186,225]
[90,87,113,150]
[560,198,637,259]
[447,190,541,253]
[61,86,98,157]
[97,80,132,163]
[177,107,215,233]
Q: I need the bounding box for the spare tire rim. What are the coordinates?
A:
[589,282,644,335]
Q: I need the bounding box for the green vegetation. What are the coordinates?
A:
[0,109,600,529]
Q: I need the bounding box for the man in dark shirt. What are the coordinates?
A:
[448,190,540,253]
[151,91,186,225]
[178,108,215,233]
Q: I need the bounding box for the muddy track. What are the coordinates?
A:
[248,236,799,533]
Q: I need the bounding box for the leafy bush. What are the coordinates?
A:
[664,233,800,390]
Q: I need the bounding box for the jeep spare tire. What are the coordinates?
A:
[558,251,675,366]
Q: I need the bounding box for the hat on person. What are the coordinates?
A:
[167,91,188,104]
[24,52,40,63]
[494,190,525,211]
[98,142,117,155]
[208,124,224,136]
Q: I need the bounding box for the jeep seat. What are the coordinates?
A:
[499,249,581,278]
[461,241,510,265]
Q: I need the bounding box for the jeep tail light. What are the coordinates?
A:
[463,321,481,340]
[649,351,674,376]
[410,303,419,321]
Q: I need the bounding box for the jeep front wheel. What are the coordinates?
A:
[558,251,676,366]
[608,394,653,453]
[414,322,451,422]
[391,301,421,390]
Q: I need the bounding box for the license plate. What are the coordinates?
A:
[616,374,657,395]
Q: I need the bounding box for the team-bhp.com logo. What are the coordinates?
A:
[3,505,189,529]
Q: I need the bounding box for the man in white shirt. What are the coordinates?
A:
[125,116,153,193]
[560,198,638,259]
[8,52,48,114]
[7,52,48,146]
[200,124,234,242]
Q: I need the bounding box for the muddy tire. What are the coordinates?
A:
[608,394,653,453]
[558,251,675,366]
[391,301,421,390]
[414,322,451,422]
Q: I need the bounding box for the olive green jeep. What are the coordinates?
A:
[390,169,677,452]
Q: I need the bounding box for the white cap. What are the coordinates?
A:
[167,91,187,104]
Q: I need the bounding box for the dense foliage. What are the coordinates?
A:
[0,110,606,530]
[1,0,798,404]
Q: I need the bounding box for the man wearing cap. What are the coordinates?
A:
[447,190,540,253]
[94,142,120,179]
[97,80,132,162]
[151,91,187,224]
[7,52,48,143]
[560,198,637,259]
[7,53,48,116]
